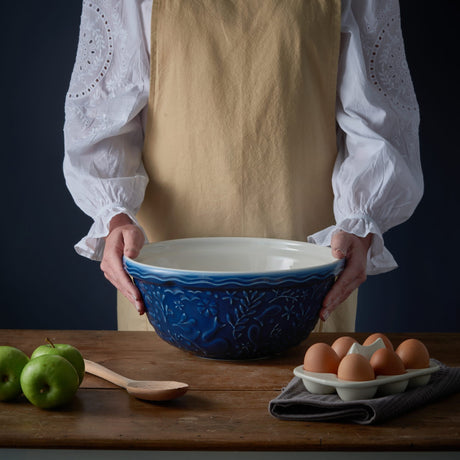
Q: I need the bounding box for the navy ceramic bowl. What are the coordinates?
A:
[124,237,343,360]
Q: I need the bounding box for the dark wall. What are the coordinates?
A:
[2,1,116,330]
[356,0,460,332]
[1,1,458,332]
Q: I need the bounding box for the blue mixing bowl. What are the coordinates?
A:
[124,237,343,360]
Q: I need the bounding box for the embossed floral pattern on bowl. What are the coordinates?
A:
[124,237,343,360]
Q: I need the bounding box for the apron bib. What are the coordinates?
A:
[118,0,357,332]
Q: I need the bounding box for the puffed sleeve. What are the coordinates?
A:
[308,0,423,275]
[63,0,151,260]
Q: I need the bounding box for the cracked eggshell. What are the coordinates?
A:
[363,333,394,351]
[347,337,386,360]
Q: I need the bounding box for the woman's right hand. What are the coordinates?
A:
[100,214,146,314]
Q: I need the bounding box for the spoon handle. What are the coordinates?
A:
[84,359,132,389]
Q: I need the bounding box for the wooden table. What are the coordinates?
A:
[0,330,459,452]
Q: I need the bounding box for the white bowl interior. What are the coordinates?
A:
[133,237,336,273]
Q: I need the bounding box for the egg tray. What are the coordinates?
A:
[293,359,439,401]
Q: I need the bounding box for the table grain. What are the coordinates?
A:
[0,330,459,451]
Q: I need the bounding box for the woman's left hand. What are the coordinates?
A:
[320,230,373,321]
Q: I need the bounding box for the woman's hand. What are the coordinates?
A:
[320,230,373,321]
[100,214,146,314]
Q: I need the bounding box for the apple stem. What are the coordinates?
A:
[46,337,56,348]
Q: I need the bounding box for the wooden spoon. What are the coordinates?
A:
[84,359,188,401]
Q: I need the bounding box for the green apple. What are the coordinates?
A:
[0,346,29,401]
[31,340,85,385]
[20,354,79,409]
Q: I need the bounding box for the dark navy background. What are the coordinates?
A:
[1,1,458,331]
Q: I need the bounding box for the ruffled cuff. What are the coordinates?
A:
[74,205,148,261]
[307,214,397,275]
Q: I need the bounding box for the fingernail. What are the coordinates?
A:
[322,310,330,321]
[129,293,143,313]
[131,293,140,302]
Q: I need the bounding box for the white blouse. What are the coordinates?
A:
[63,0,423,275]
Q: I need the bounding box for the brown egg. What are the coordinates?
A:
[337,353,375,381]
[363,333,394,350]
[303,343,341,374]
[331,336,358,360]
[396,339,430,369]
[370,348,406,376]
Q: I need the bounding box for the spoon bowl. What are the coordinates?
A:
[125,380,189,400]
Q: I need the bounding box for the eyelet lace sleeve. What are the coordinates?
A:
[64,0,151,260]
[67,1,115,101]
[308,0,423,275]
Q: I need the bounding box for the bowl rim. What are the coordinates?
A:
[123,236,343,277]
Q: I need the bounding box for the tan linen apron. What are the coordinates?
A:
[118,0,358,333]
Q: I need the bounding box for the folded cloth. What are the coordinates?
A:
[269,360,460,424]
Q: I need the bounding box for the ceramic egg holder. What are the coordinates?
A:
[294,338,439,401]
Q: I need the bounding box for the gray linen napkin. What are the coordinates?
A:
[269,360,460,424]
